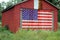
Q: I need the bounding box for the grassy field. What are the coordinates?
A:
[0,22,60,40]
[0,29,60,40]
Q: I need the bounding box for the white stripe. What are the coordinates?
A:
[38,12,52,14]
[22,20,52,22]
[22,26,52,28]
[38,21,52,22]
[34,0,38,9]
[38,15,52,16]
[22,23,52,25]
[38,18,52,19]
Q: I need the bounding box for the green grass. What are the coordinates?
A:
[0,22,60,40]
[0,29,60,40]
[14,30,60,40]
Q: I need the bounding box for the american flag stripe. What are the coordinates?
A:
[38,12,52,14]
[38,16,52,18]
[38,18,52,19]
[22,23,52,26]
[22,26,52,28]
[22,20,52,22]
[22,22,52,24]
[22,21,52,23]
[38,15,52,16]
[38,13,52,15]
[38,19,52,21]
[22,25,52,26]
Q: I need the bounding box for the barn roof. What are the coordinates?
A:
[2,0,60,13]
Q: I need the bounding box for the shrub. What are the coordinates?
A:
[0,27,14,40]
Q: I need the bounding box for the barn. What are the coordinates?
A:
[2,0,59,33]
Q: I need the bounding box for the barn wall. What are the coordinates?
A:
[54,10,58,31]
[2,8,14,32]
[42,1,58,31]
[16,0,34,9]
[12,5,20,33]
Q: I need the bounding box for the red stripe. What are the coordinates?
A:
[22,22,52,23]
[22,25,52,26]
[38,16,52,18]
[22,23,52,25]
[38,13,52,15]
[22,26,52,28]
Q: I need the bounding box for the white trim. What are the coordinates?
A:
[34,0,38,9]
[20,10,22,28]
[52,12,54,31]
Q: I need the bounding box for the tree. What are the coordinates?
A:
[1,1,6,9]
[0,3,2,21]
[48,0,58,5]
[0,3,2,12]
[48,0,53,2]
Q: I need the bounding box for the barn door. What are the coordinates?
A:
[38,10,54,30]
[20,9,54,31]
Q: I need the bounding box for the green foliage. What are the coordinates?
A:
[0,26,60,40]
[0,15,1,20]
[13,30,60,40]
[0,27,14,40]
[58,10,60,22]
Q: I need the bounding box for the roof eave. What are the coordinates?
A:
[2,0,28,13]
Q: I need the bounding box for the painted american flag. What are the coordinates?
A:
[21,8,53,29]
